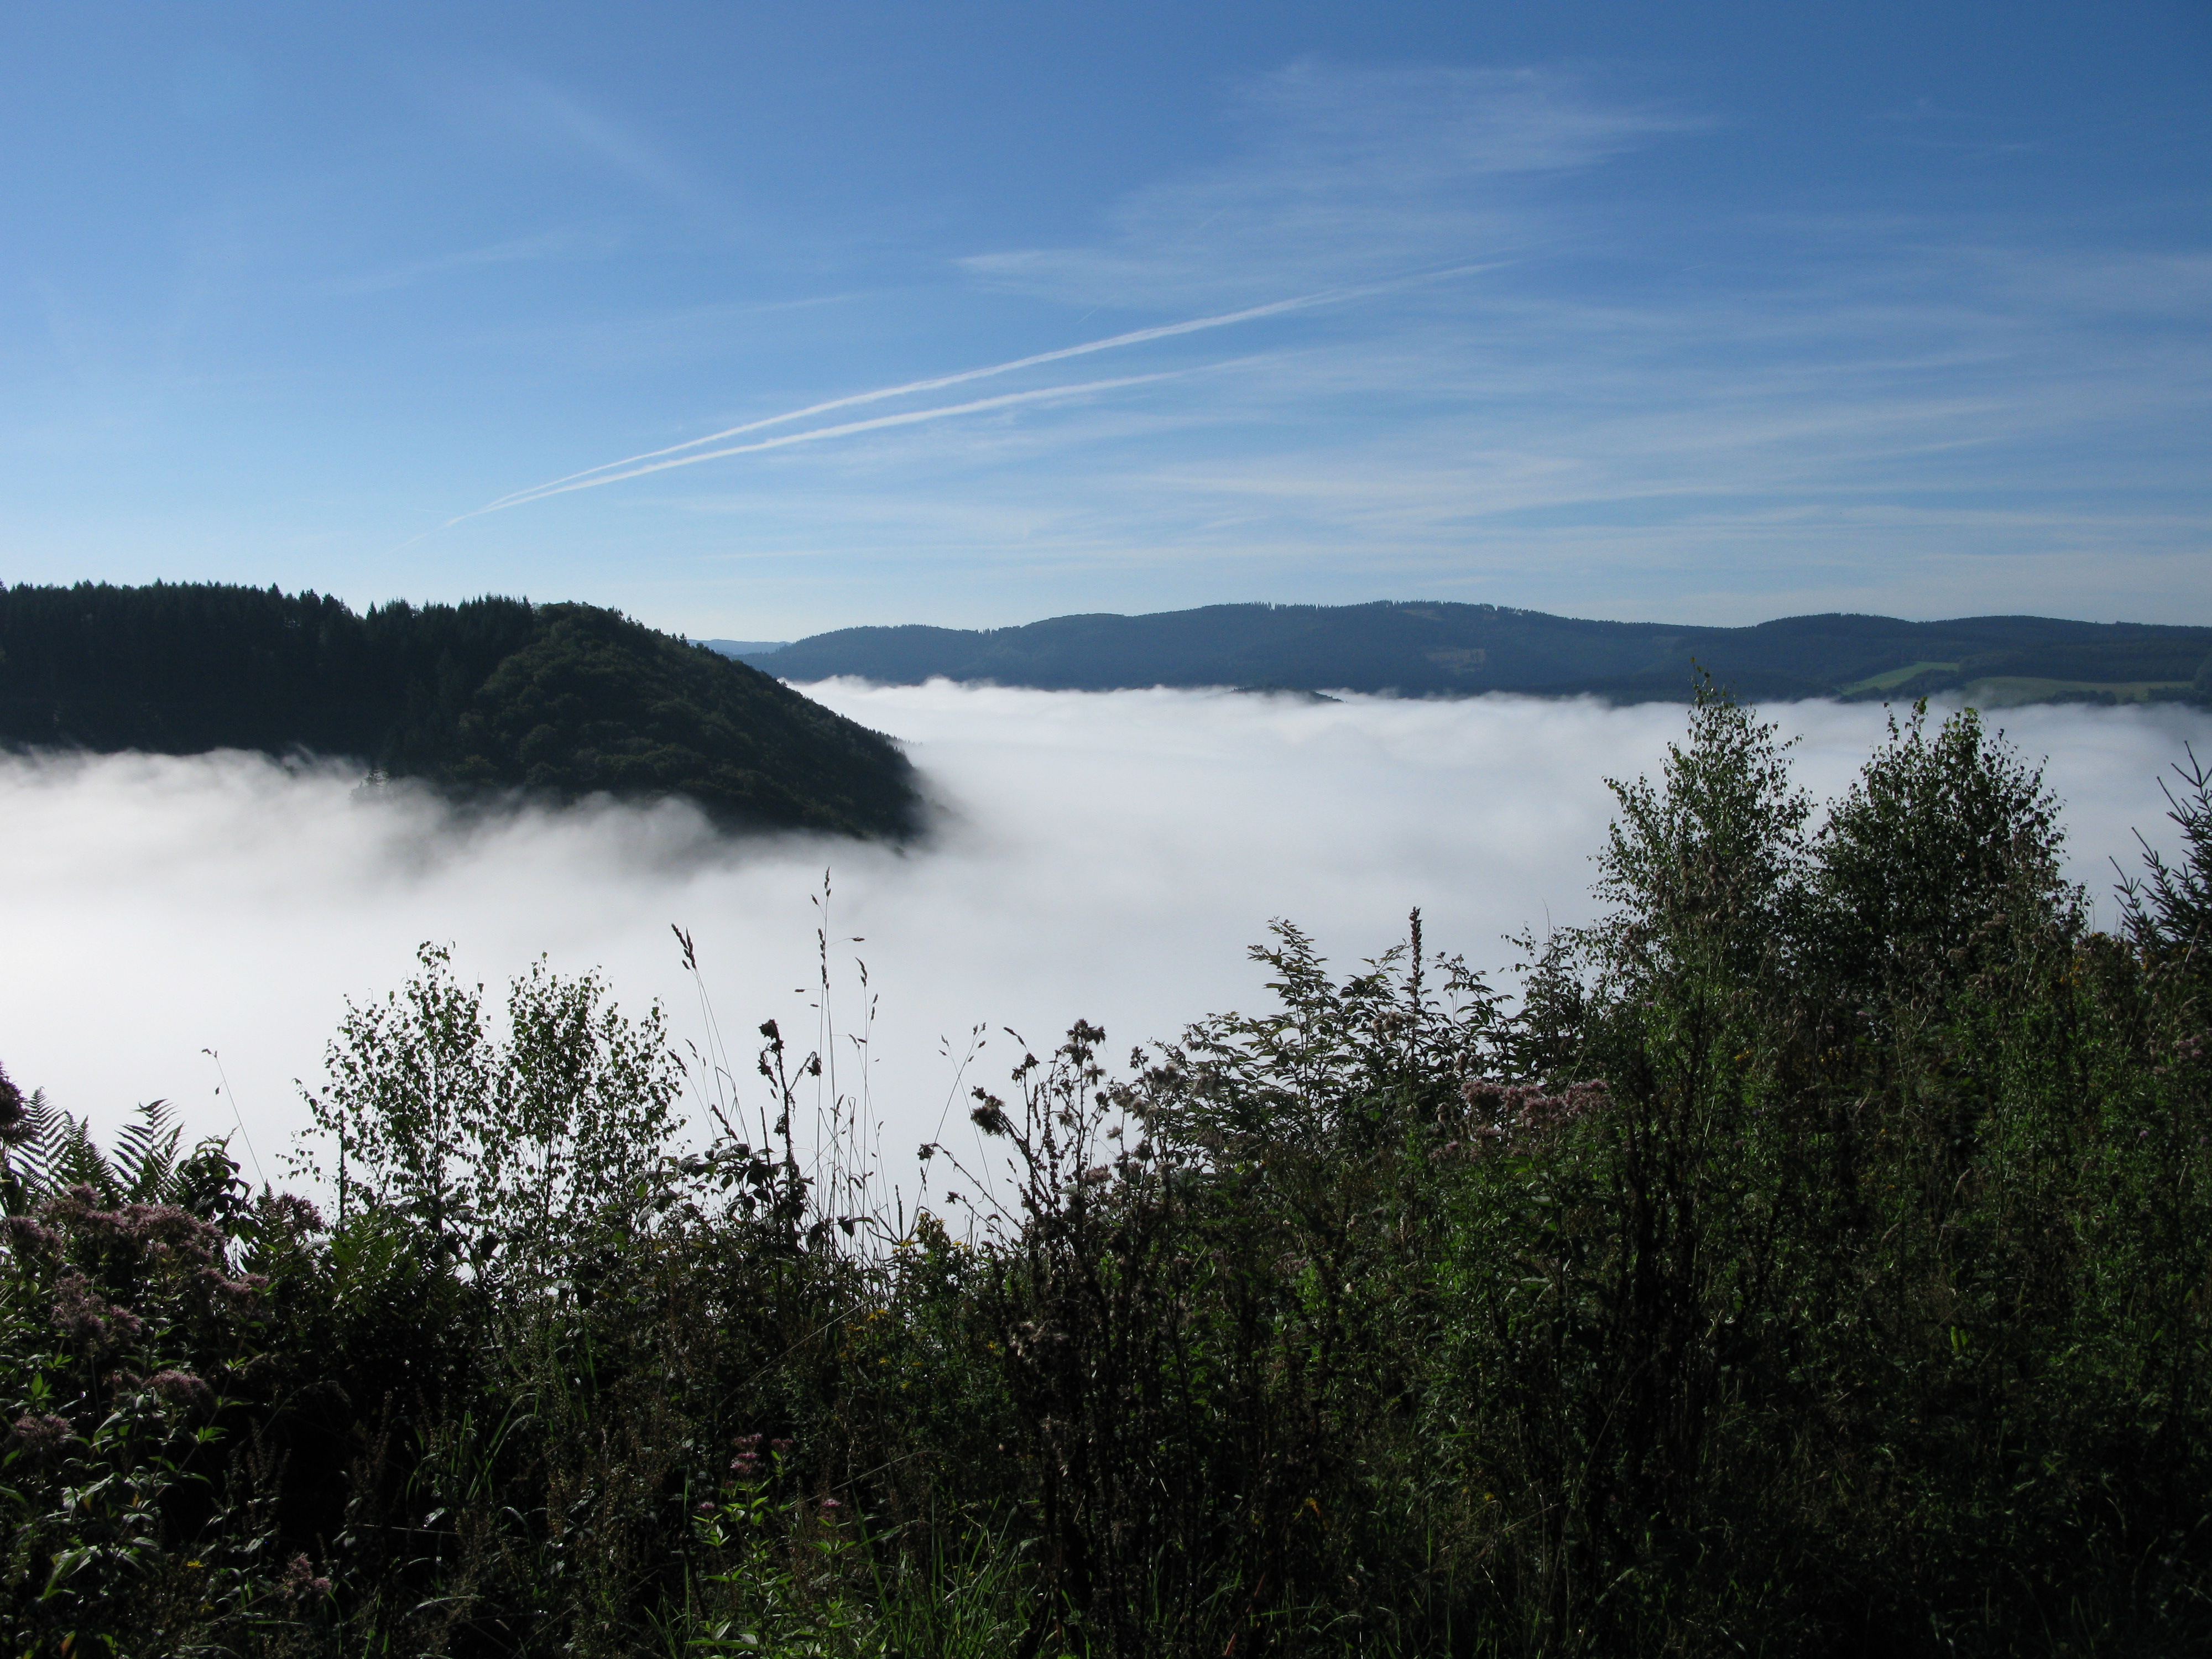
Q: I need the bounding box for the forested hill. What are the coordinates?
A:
[0,583,918,838]
[738,601,2212,706]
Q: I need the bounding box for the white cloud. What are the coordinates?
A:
[2,689,2205,1216]
[962,64,1699,306]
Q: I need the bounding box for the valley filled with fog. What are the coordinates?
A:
[4,684,2207,1210]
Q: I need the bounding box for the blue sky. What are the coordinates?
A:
[4,1,2207,638]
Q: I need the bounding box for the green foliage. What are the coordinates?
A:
[1588,682,1812,989]
[0,1119,334,1656]
[0,581,919,836]
[295,943,688,1282]
[2120,743,2212,979]
[0,1089,241,1220]
[9,691,2212,1655]
[1807,700,2071,1003]
[442,603,918,835]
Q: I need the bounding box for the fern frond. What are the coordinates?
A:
[0,1083,48,1215]
[115,1099,184,1203]
[46,1108,121,1204]
[9,1089,69,1211]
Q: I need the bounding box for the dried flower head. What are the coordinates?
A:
[41,1185,121,1235]
[1,1214,60,1259]
[279,1553,332,1600]
[257,1192,326,1237]
[1459,1078,1607,1145]
[50,1270,144,1349]
[10,1412,74,1459]
[0,1061,28,1146]
[150,1369,216,1414]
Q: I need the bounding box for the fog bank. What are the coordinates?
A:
[3,685,2206,1207]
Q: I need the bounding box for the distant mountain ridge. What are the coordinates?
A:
[0,583,917,838]
[735,602,2212,707]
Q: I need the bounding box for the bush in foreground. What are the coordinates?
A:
[6,696,2212,1656]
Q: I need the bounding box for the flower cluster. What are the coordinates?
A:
[279,1552,332,1601]
[0,1058,28,1147]
[1452,1078,1609,1152]
[9,1411,74,1459]
[149,1368,216,1414]
[29,1186,268,1314]
[51,1269,145,1349]
[256,1192,326,1237]
[729,1433,796,1481]
[1,1213,60,1258]
[731,1434,766,1479]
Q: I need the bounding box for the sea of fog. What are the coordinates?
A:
[4,682,2208,1214]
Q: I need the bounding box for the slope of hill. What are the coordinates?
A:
[742,601,2212,705]
[0,583,917,838]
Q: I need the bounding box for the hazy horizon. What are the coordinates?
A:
[714,593,2209,640]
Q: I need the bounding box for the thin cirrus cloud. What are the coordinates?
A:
[810,246,2200,559]
[614,61,2204,620]
[447,64,723,215]
[913,76,2208,615]
[962,64,1704,306]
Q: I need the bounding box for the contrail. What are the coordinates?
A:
[475,373,1180,510]
[471,294,1324,517]
[451,263,1496,525]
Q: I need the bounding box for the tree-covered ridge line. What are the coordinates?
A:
[739,599,2212,705]
[7,696,2212,1654]
[0,581,919,838]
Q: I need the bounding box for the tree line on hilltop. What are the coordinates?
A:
[0,581,918,837]
[742,599,2212,704]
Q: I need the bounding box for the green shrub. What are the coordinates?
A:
[6,693,2212,1655]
